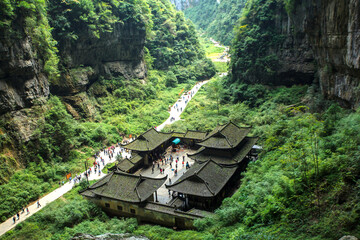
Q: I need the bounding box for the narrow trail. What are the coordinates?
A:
[209,38,230,63]
[0,79,209,237]
[157,80,208,131]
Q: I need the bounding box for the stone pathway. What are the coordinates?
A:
[136,148,196,204]
[0,146,131,237]
[0,80,208,237]
[157,80,208,131]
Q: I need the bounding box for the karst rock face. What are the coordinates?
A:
[0,35,49,115]
[274,0,360,108]
[51,22,147,96]
[304,0,360,108]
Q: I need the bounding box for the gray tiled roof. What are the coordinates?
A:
[184,130,208,140]
[121,128,172,151]
[81,171,167,203]
[117,153,143,172]
[166,160,238,197]
[197,122,251,149]
[189,137,258,164]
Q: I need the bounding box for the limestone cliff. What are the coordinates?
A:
[0,34,49,115]
[303,0,360,108]
[51,22,146,96]
[271,0,360,108]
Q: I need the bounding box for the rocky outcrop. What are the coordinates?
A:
[0,105,46,143]
[339,236,358,240]
[303,0,360,108]
[51,22,147,96]
[277,0,360,108]
[0,35,49,115]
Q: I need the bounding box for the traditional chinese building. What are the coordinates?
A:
[80,170,210,229]
[81,122,258,229]
[166,122,258,211]
[121,128,173,166]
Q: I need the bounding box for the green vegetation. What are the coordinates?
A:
[184,0,247,45]
[0,0,216,224]
[1,183,138,240]
[89,70,199,135]
[0,96,121,222]
[229,0,286,90]
[48,0,151,41]
[163,76,360,239]
[0,0,59,80]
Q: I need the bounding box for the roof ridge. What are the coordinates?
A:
[195,159,212,174]
[192,172,215,196]
[203,179,215,196]
[223,134,233,148]
[89,172,114,189]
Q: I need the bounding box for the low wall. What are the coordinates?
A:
[86,197,210,229]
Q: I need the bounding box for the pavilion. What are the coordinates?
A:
[166,122,258,211]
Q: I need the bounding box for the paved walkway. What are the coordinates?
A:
[157,80,208,131]
[136,148,196,204]
[0,80,208,237]
[0,146,131,236]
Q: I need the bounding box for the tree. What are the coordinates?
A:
[206,77,224,114]
[165,71,178,88]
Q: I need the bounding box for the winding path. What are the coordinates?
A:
[0,80,208,237]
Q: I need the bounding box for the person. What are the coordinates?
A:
[37,200,41,208]
[168,189,171,196]
[26,207,29,215]
[21,207,25,214]
[16,212,19,220]
[169,178,172,184]
[13,216,16,224]
[160,168,162,174]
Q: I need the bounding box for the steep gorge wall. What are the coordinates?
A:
[52,22,146,96]
[0,32,49,116]
[303,0,360,108]
[0,17,147,143]
[271,0,360,108]
[231,0,360,108]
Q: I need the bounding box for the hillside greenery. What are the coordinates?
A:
[2,76,359,239]
[163,76,360,239]
[0,0,215,223]
[184,0,247,45]
[228,0,288,95]
[1,0,359,239]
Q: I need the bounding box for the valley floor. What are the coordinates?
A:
[0,79,209,237]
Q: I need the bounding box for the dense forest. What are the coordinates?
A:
[183,0,247,45]
[1,0,360,239]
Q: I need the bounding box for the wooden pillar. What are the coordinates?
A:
[155,190,158,202]
[144,154,149,165]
